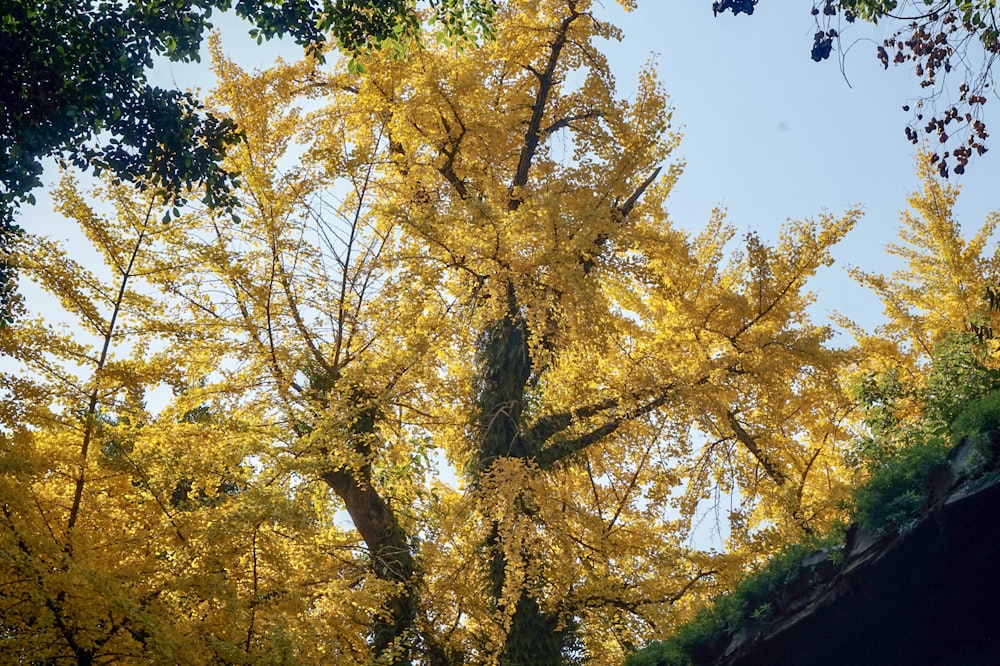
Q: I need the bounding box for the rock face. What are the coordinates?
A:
[713,433,1000,666]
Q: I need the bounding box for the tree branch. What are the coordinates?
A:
[725,410,787,485]
[527,394,622,446]
[582,166,662,275]
[539,110,604,136]
[509,4,582,211]
[68,198,152,534]
[536,389,673,469]
[617,166,662,220]
[565,568,718,618]
[436,100,471,199]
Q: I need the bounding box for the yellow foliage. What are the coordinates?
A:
[840,148,1000,398]
[0,179,376,663]
[1,1,942,664]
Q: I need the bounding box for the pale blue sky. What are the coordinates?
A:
[598,3,997,335]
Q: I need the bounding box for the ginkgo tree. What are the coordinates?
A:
[843,151,1000,368]
[322,2,859,661]
[1,1,866,664]
[0,175,378,663]
[836,150,1000,459]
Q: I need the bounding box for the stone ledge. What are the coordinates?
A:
[711,433,1000,666]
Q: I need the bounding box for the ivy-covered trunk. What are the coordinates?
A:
[476,306,568,665]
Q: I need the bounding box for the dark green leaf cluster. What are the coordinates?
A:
[848,433,948,532]
[1,0,245,323]
[1,1,245,213]
[0,0,499,216]
[0,217,20,328]
[848,346,1000,530]
[950,389,1000,444]
[711,0,756,17]
[835,0,999,47]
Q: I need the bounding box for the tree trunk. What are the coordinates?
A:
[320,395,416,666]
[476,311,568,664]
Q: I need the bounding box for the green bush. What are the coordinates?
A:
[950,389,1000,444]
[922,334,1000,430]
[849,435,948,533]
[848,334,1000,534]
[624,595,741,666]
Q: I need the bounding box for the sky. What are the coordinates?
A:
[598,2,997,333]
[140,1,999,342]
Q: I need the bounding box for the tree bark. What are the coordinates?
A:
[319,396,416,666]
[476,311,568,664]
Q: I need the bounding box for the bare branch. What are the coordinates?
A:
[509,5,583,211]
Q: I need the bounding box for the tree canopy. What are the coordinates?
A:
[0,0,496,324]
[0,0,866,662]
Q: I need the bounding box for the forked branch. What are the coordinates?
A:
[509,3,583,211]
[536,389,673,469]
